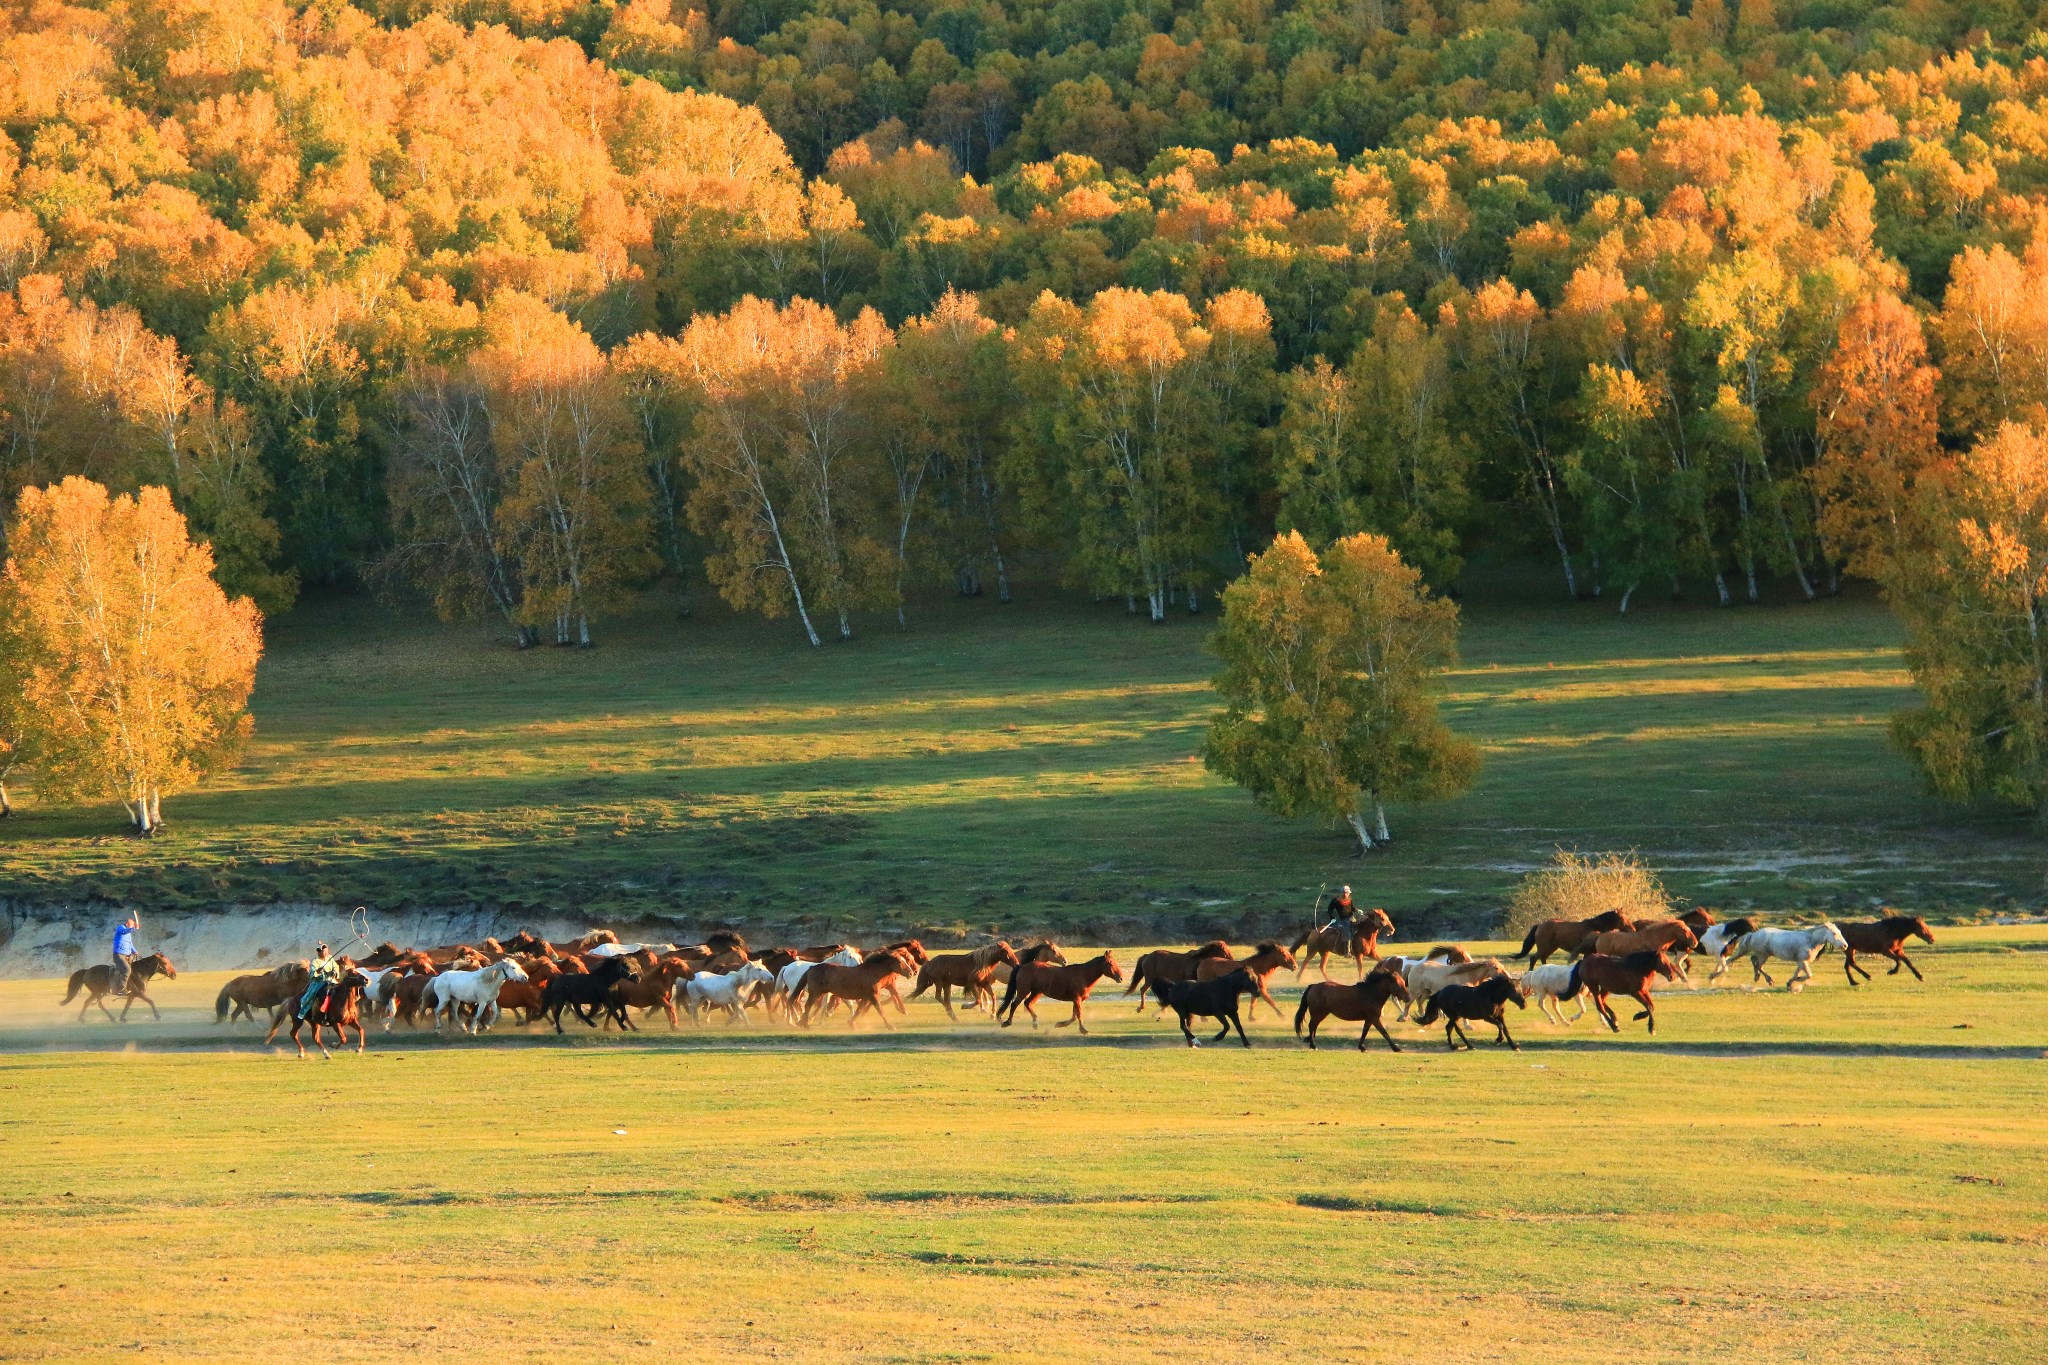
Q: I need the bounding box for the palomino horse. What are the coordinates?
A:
[910,942,1022,1022]
[267,968,369,1059]
[1192,942,1296,1020]
[1125,941,1233,1009]
[214,962,308,1024]
[1734,924,1851,992]
[62,953,178,1022]
[1294,966,1410,1051]
[1417,974,1528,1051]
[795,952,916,1029]
[997,952,1124,1035]
[1514,910,1633,965]
[1838,915,1935,985]
[1292,907,1397,981]
[1567,949,1678,1032]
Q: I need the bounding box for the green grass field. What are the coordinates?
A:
[0,579,2037,935]
[2,929,2044,1363]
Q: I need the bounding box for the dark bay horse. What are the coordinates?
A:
[62,953,178,1022]
[1125,941,1233,1009]
[266,969,369,1059]
[1416,974,1527,1051]
[215,962,308,1024]
[997,952,1123,1035]
[1154,968,1256,1048]
[1294,966,1410,1051]
[1839,915,1935,984]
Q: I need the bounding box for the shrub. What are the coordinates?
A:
[1499,849,1673,937]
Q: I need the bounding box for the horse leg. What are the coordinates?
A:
[1230,1008,1249,1048]
[1632,991,1655,1034]
[939,985,959,1025]
[1181,1011,1197,1048]
[92,991,118,1023]
[1750,955,1774,987]
[1445,1019,1466,1051]
[1496,1016,1518,1051]
[1788,958,1809,992]
[1895,949,1924,981]
[1594,991,1619,1033]
[1372,1018,1401,1052]
[1023,996,1041,1029]
[1844,951,1861,986]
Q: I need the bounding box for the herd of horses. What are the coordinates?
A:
[61,906,1939,1058]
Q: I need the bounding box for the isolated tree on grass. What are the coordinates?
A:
[1204,530,1479,854]
[0,477,262,833]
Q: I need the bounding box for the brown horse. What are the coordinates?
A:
[267,968,368,1059]
[988,941,1068,989]
[796,951,917,1029]
[388,971,441,1028]
[1568,950,1677,1034]
[1578,921,1698,964]
[910,942,1021,1022]
[215,962,308,1024]
[997,951,1123,1035]
[1294,966,1411,1051]
[1125,941,1233,1010]
[1193,942,1297,1020]
[1292,907,1397,980]
[1677,908,1717,937]
[606,958,698,1028]
[1514,909,1635,965]
[1838,915,1935,985]
[62,953,178,1022]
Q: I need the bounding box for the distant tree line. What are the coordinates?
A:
[4,2,2048,816]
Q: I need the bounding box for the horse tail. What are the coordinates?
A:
[1566,961,1583,999]
[1123,956,1147,997]
[1417,996,1442,1026]
[60,971,85,1004]
[1292,994,1309,1037]
[214,982,234,1022]
[1516,926,1538,961]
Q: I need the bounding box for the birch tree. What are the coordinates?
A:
[0,477,262,833]
[1204,530,1479,854]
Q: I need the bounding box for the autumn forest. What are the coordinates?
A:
[3,0,2048,815]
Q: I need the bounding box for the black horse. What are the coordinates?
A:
[265,968,369,1059]
[542,956,640,1033]
[1153,967,1256,1048]
[1416,974,1527,1052]
[61,953,179,1022]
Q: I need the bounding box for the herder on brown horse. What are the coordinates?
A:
[62,953,179,1022]
[267,966,369,1059]
[1293,889,1396,980]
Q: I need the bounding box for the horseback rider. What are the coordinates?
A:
[298,942,344,1019]
[1323,885,1358,939]
[109,913,140,996]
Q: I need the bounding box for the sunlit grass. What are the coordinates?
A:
[0,583,2033,929]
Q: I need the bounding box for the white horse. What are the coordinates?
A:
[773,948,862,1020]
[426,958,528,1033]
[1385,956,1508,1021]
[1518,962,1587,1024]
[1733,924,1850,992]
[687,963,776,1024]
[586,942,675,958]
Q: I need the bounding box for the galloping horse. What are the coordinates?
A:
[1838,915,1935,985]
[1292,907,1397,980]
[1568,949,1678,1033]
[795,952,916,1029]
[214,961,307,1024]
[426,958,529,1034]
[910,942,1022,1022]
[62,953,178,1022]
[1192,942,1296,1020]
[1385,955,1509,1020]
[1154,968,1257,1048]
[1126,941,1234,1009]
[1577,921,1699,974]
[997,952,1123,1035]
[1294,965,1410,1051]
[1416,974,1528,1051]
[1699,917,1760,982]
[266,968,369,1059]
[1517,962,1588,1025]
[1515,910,1633,965]
[1734,924,1850,992]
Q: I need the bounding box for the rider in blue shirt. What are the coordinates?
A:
[110,914,139,995]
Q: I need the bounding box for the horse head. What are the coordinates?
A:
[498,958,529,983]
[1099,950,1123,983]
[995,941,1020,967]
[147,953,177,978]
[1365,907,1395,936]
[1652,950,1677,982]
[1910,917,1935,944]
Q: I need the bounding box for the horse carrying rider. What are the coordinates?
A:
[109,912,140,996]
[297,942,345,1019]
[1323,886,1358,939]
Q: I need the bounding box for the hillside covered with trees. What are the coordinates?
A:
[4,0,2048,813]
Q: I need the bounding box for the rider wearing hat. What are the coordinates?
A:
[298,942,344,1019]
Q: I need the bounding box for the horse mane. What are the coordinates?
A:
[1252,942,1280,955]
[1881,914,1923,932]
[1620,949,1665,971]
[1192,940,1231,958]
[706,929,747,953]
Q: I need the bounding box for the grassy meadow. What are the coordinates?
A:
[2,928,2045,1363]
[0,576,2036,934]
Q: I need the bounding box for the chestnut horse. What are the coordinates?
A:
[1294,966,1410,1051]
[1577,921,1698,971]
[215,962,308,1024]
[796,951,917,1029]
[988,941,1068,989]
[1125,941,1233,1011]
[266,968,369,1059]
[606,957,697,1028]
[62,953,178,1022]
[1838,915,1935,985]
[910,942,1021,1021]
[1514,910,1634,965]
[1193,942,1297,1020]
[1567,950,1677,1033]
[997,952,1124,1035]
[1292,907,1397,980]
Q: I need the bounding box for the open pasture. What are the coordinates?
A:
[3,928,2044,1363]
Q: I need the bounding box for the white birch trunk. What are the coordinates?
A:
[1372,796,1390,843]
[1346,812,1375,854]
